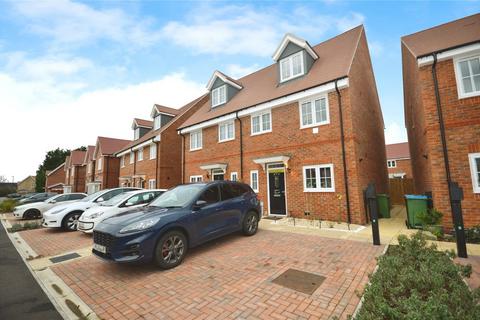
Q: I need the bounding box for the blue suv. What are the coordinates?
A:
[92,181,261,269]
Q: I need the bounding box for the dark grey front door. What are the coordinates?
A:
[268,169,286,215]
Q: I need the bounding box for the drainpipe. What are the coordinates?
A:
[154,137,159,188]
[335,79,352,225]
[132,148,136,187]
[105,156,109,188]
[236,111,244,181]
[179,132,186,183]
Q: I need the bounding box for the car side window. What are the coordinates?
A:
[220,184,237,201]
[68,194,85,200]
[125,195,142,206]
[199,186,220,205]
[141,192,157,204]
[101,189,124,201]
[55,195,70,202]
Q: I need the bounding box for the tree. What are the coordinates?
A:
[35,148,70,192]
[75,146,87,151]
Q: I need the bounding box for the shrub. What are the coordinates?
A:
[356,233,480,320]
[417,207,443,226]
[0,199,17,213]
[465,225,480,244]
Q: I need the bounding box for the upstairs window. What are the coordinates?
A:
[211,85,227,107]
[129,151,134,164]
[251,110,272,135]
[120,156,125,168]
[97,158,102,171]
[137,148,143,161]
[300,96,329,128]
[190,130,202,151]
[218,121,234,142]
[154,115,161,130]
[468,153,480,193]
[134,128,140,140]
[87,163,92,173]
[456,55,480,98]
[387,160,397,168]
[280,51,304,82]
[150,144,157,159]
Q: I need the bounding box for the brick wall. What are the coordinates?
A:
[94,156,121,189]
[73,165,86,193]
[45,166,65,193]
[119,153,135,187]
[133,146,157,188]
[387,158,412,177]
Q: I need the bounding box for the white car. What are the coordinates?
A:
[13,193,87,219]
[42,187,139,231]
[78,189,165,233]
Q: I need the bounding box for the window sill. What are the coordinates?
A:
[458,91,480,100]
[190,148,203,152]
[280,72,304,84]
[251,130,272,136]
[300,121,330,130]
[218,138,235,143]
[303,189,335,193]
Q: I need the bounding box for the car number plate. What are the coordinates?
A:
[93,243,106,254]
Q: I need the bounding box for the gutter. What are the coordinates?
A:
[335,80,352,225]
[235,111,244,181]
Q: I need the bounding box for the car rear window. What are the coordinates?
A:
[221,183,250,201]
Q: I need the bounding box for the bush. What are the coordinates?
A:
[417,207,443,226]
[465,226,480,244]
[0,199,17,213]
[356,233,480,320]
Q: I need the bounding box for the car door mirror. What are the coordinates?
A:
[124,201,135,207]
[96,197,105,203]
[193,200,207,210]
[49,200,57,204]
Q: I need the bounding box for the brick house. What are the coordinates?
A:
[64,150,87,193]
[17,175,36,194]
[402,13,480,228]
[45,163,65,193]
[116,98,207,189]
[386,142,412,178]
[87,137,131,192]
[83,145,96,193]
[178,26,388,224]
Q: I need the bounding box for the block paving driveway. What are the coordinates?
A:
[35,229,384,320]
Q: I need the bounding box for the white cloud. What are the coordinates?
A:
[384,122,408,144]
[225,64,260,78]
[0,72,205,180]
[161,5,365,56]
[10,0,161,47]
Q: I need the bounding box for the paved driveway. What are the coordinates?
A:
[49,229,383,320]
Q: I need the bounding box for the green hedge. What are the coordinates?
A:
[0,199,17,213]
[356,233,480,320]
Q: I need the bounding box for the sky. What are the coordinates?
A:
[0,0,479,182]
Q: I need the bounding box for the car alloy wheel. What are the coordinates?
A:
[242,211,258,236]
[162,235,185,265]
[65,213,81,231]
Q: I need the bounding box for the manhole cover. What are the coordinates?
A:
[272,268,325,295]
[49,253,80,264]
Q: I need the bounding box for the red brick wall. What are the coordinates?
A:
[134,146,157,188]
[73,165,86,193]
[119,153,135,187]
[94,156,121,189]
[387,158,412,177]
[45,166,65,193]
[404,50,480,228]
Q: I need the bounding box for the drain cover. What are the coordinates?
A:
[272,268,325,295]
[49,253,80,264]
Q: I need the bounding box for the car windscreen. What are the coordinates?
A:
[80,190,106,202]
[100,192,135,207]
[149,184,205,208]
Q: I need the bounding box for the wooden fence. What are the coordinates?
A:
[389,178,414,205]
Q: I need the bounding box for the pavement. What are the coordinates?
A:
[0,221,62,320]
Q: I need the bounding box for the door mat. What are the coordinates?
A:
[271,268,325,295]
[49,252,81,264]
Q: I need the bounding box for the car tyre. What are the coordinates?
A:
[24,209,41,220]
[62,212,81,231]
[154,230,188,270]
[242,211,259,236]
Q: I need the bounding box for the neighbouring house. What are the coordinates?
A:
[83,145,97,194]
[402,13,480,229]
[115,98,207,189]
[89,137,131,191]
[64,150,87,193]
[17,175,36,194]
[386,142,412,178]
[178,26,388,224]
[45,163,66,193]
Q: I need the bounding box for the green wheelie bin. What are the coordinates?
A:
[376,194,390,218]
[404,195,428,229]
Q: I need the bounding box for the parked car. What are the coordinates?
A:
[18,192,57,205]
[13,193,87,219]
[42,188,139,231]
[6,193,22,199]
[78,189,165,233]
[92,181,261,269]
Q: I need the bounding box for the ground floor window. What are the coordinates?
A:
[250,170,259,192]
[387,160,397,168]
[190,175,203,182]
[230,172,238,181]
[468,152,480,193]
[148,179,156,189]
[302,164,335,192]
[212,169,225,181]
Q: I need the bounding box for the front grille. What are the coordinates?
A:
[93,231,116,248]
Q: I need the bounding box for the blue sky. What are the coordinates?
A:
[0,0,479,181]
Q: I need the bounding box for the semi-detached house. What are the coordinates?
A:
[115,97,207,189]
[64,150,87,193]
[45,162,66,193]
[83,145,96,193]
[402,13,480,229]
[178,26,388,224]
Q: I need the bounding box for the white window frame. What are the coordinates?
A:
[154,115,161,130]
[134,128,140,140]
[279,51,305,83]
[87,162,92,173]
[148,179,156,189]
[251,110,272,136]
[250,170,259,193]
[71,166,75,176]
[129,151,134,164]
[299,94,330,129]
[190,130,202,151]
[190,175,203,182]
[137,148,143,161]
[230,172,238,181]
[302,164,335,192]
[149,143,157,160]
[120,156,125,168]
[211,85,227,107]
[387,160,397,168]
[97,158,102,171]
[454,53,480,99]
[468,152,480,193]
[218,120,235,142]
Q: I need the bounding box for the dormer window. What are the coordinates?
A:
[134,128,140,140]
[212,85,227,107]
[154,115,161,130]
[280,51,304,82]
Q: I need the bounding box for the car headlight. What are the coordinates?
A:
[119,217,160,234]
[88,212,104,219]
[49,208,66,215]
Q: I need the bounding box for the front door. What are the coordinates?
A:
[268,166,286,215]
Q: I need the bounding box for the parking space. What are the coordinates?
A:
[50,229,383,320]
[20,228,92,257]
